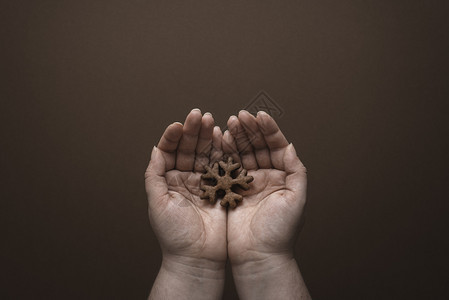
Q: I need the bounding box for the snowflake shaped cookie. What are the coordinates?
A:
[200,157,254,208]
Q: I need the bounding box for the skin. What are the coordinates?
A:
[145,109,311,300]
[145,109,226,300]
[225,111,310,299]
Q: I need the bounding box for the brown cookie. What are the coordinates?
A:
[200,157,254,208]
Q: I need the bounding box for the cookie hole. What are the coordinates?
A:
[216,189,225,198]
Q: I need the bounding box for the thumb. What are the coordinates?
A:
[283,143,307,193]
[145,146,168,197]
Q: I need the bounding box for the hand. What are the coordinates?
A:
[224,110,310,299]
[224,110,307,264]
[145,109,226,299]
[145,109,310,299]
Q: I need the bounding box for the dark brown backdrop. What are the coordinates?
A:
[1,0,448,299]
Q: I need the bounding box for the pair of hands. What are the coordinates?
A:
[145,108,309,299]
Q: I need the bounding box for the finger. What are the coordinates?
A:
[176,108,202,171]
[284,143,307,199]
[238,110,272,169]
[222,129,241,165]
[156,122,183,171]
[227,115,258,170]
[145,147,168,199]
[210,126,223,165]
[194,112,215,172]
[256,111,289,169]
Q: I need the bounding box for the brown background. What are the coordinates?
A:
[1,0,448,299]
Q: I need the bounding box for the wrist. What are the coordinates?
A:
[231,254,311,300]
[149,255,226,300]
[230,251,294,277]
[162,253,226,280]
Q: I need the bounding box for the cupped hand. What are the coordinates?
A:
[223,110,307,265]
[145,109,227,265]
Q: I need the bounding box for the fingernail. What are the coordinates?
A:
[151,146,157,159]
[229,115,238,122]
[257,112,267,126]
[191,108,201,113]
[172,121,182,126]
[289,143,297,156]
[204,112,212,117]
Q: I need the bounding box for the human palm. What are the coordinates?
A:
[145,109,306,265]
[146,109,309,300]
[223,111,307,264]
[145,109,227,263]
